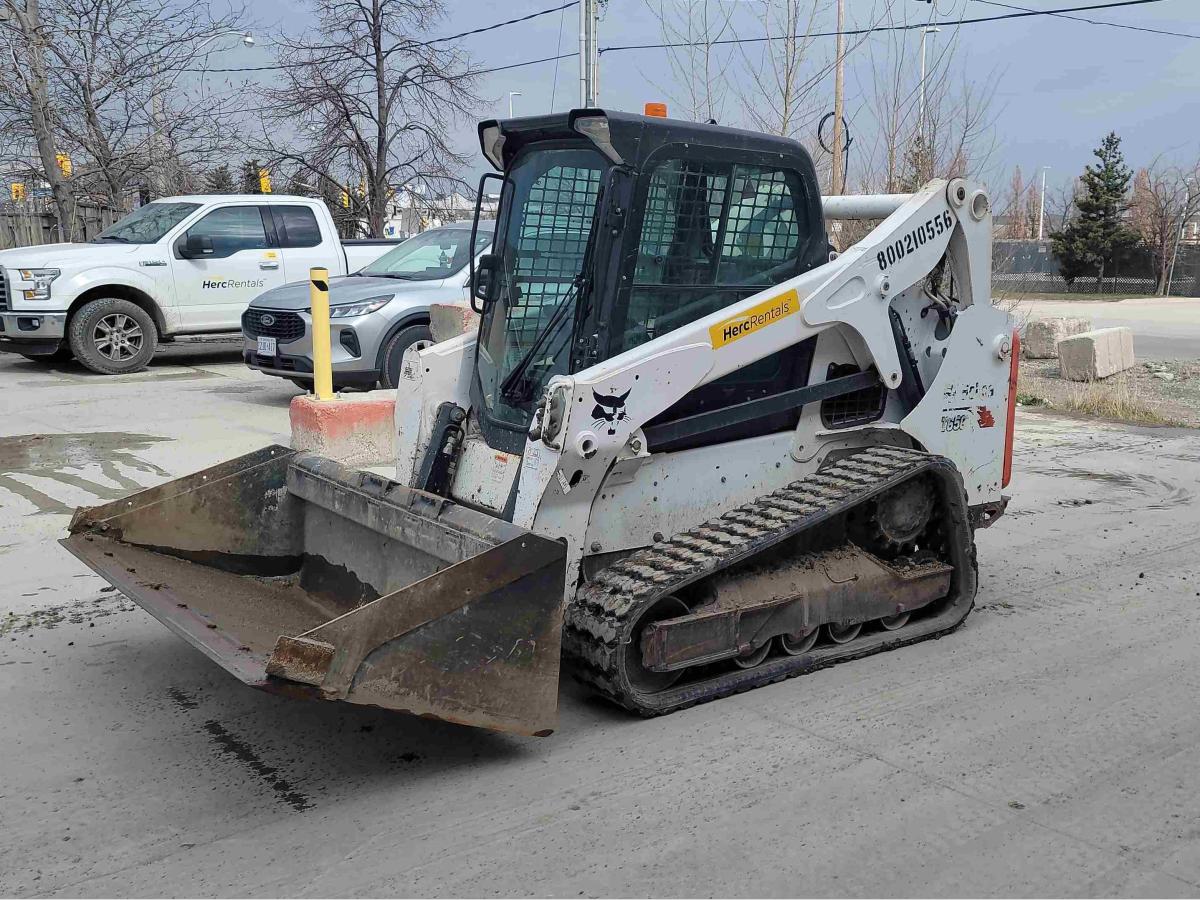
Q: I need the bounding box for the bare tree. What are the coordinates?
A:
[253,0,480,237]
[1025,173,1042,238]
[1046,178,1079,234]
[735,0,834,141]
[41,0,251,205]
[1129,157,1200,295]
[851,5,999,195]
[856,20,909,193]
[0,0,74,237]
[0,0,250,237]
[998,166,1029,239]
[642,0,736,123]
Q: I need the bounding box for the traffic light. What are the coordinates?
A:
[258,168,272,193]
[55,152,71,179]
[10,183,25,201]
[340,190,350,208]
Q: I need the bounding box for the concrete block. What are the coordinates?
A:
[290,391,395,466]
[1022,317,1092,359]
[1057,327,1136,381]
[429,302,480,343]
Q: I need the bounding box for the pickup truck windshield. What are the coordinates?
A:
[360,228,492,281]
[92,202,201,244]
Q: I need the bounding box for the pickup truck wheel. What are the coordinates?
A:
[68,298,158,375]
[378,323,433,390]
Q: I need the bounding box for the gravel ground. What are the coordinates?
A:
[1018,357,1200,428]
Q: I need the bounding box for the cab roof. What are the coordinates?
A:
[478,108,814,173]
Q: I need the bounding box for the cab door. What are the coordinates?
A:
[266,204,342,281]
[170,204,286,330]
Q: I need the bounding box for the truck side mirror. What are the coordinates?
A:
[471,252,497,312]
[181,233,214,259]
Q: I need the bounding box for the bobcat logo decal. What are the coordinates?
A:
[591,388,631,435]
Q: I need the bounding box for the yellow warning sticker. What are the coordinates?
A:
[709,290,799,349]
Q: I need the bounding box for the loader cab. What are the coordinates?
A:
[470,109,828,454]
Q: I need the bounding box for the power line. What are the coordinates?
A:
[599,0,1182,53]
[969,0,1199,39]
[184,1,581,74]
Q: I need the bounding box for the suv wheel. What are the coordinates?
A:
[68,298,158,375]
[378,323,433,390]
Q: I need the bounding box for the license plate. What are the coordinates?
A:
[257,336,277,356]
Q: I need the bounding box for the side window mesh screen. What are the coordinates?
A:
[616,159,805,354]
[718,167,802,284]
[820,363,887,428]
[508,165,601,354]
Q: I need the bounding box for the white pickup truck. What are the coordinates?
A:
[0,195,399,374]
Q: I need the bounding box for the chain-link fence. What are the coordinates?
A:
[993,239,1200,296]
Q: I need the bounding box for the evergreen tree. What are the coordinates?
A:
[1050,133,1141,290]
[205,164,235,194]
[240,159,262,194]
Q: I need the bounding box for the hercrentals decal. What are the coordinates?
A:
[201,278,266,290]
[709,290,798,349]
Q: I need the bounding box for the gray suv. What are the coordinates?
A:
[243,221,493,389]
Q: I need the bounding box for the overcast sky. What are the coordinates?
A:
[243,0,1200,196]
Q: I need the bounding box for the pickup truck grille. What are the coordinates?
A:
[243,309,304,341]
[0,267,8,311]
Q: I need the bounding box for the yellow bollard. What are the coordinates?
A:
[309,267,335,401]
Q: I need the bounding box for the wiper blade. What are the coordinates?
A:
[499,280,579,401]
[93,235,132,243]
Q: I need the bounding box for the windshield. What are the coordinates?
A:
[360,228,490,280]
[92,202,200,244]
[475,146,607,430]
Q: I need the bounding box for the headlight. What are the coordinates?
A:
[18,268,60,301]
[328,295,391,318]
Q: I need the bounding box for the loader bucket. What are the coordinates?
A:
[61,446,567,736]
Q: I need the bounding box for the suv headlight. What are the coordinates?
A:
[18,268,60,301]
[328,295,391,319]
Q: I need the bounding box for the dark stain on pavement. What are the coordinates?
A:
[202,720,314,812]
[167,687,200,711]
[0,432,171,514]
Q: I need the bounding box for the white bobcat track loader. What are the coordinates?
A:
[64,109,1019,736]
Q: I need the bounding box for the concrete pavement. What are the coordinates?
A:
[2,344,1200,897]
[1019,297,1200,360]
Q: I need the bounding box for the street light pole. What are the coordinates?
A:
[508,91,522,118]
[918,26,940,145]
[1166,178,1193,297]
[1037,166,1050,241]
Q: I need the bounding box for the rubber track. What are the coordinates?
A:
[563,446,975,715]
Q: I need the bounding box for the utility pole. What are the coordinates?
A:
[830,0,845,195]
[579,0,600,106]
[1037,166,1050,241]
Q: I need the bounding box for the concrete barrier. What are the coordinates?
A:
[290,391,396,466]
[1057,327,1136,381]
[1022,317,1092,359]
[429,302,480,343]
